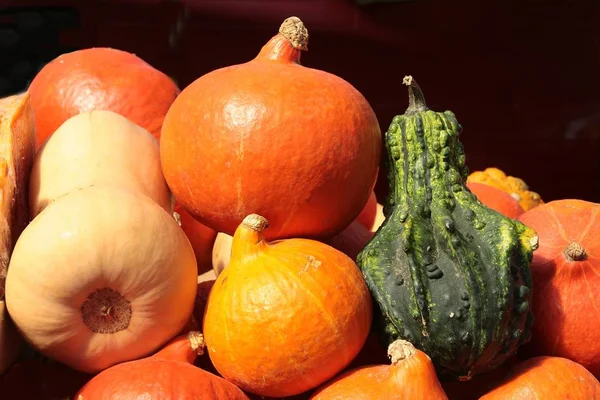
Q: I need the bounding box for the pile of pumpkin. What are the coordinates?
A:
[0,16,599,399]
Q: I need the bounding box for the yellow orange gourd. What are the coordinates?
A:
[467,167,543,211]
[203,214,372,397]
[5,185,197,373]
[29,110,172,218]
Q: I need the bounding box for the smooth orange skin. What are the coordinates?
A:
[175,202,218,275]
[76,333,249,400]
[480,356,600,399]
[310,346,448,400]
[28,47,179,148]
[203,219,373,398]
[466,182,525,219]
[518,200,600,377]
[160,31,382,241]
[356,192,378,230]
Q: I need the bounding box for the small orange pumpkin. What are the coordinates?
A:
[75,332,249,399]
[480,356,600,399]
[466,182,525,219]
[310,339,448,400]
[203,214,373,397]
[467,167,543,211]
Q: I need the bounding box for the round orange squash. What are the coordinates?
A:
[5,185,197,373]
[174,202,218,275]
[480,356,600,399]
[466,181,525,219]
[518,199,600,377]
[467,167,543,211]
[29,110,172,218]
[310,339,448,400]
[75,332,249,399]
[160,17,381,240]
[203,214,373,397]
[28,47,179,148]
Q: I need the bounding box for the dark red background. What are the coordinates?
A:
[2,0,600,202]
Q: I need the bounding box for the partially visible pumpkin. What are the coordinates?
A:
[203,214,373,397]
[325,220,374,261]
[160,16,381,241]
[0,92,36,374]
[467,167,543,211]
[466,181,525,219]
[480,356,600,399]
[28,47,179,148]
[29,110,172,218]
[75,331,249,399]
[310,339,448,400]
[356,192,379,230]
[441,357,519,400]
[518,199,600,377]
[5,185,197,373]
[174,202,218,275]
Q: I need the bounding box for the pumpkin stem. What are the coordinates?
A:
[387,339,417,365]
[152,331,205,364]
[81,288,132,334]
[242,214,269,232]
[279,16,309,51]
[188,331,205,356]
[403,75,429,114]
[564,242,587,261]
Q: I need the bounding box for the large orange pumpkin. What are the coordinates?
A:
[518,199,600,377]
[160,17,382,240]
[28,47,179,148]
[203,214,373,397]
[480,356,600,399]
[75,332,249,399]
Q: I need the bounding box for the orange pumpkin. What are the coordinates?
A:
[75,332,249,399]
[467,167,543,211]
[466,182,525,219]
[174,202,218,275]
[28,47,179,148]
[480,356,600,399]
[160,17,381,240]
[203,214,373,397]
[310,339,448,400]
[518,199,600,377]
[356,192,379,230]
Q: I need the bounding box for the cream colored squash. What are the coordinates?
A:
[5,185,197,373]
[29,110,172,218]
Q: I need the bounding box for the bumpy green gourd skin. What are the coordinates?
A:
[357,79,537,380]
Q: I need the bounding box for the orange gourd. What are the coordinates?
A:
[467,167,543,211]
[480,356,600,399]
[203,214,373,397]
[5,185,197,373]
[466,182,525,219]
[518,199,600,377]
[75,332,249,399]
[310,340,448,400]
[28,47,179,148]
[160,17,381,240]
